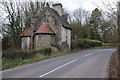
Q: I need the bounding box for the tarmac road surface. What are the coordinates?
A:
[2,49,116,78]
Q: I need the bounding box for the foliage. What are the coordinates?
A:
[2,47,52,60]
[3,45,116,70]
[71,38,102,49]
[89,8,102,41]
[41,47,52,55]
[95,1,118,43]
[88,46,117,49]
[1,1,46,49]
[1,0,119,51]
[71,22,90,39]
[70,8,91,40]
[118,2,120,55]
[70,8,103,41]
[2,49,78,70]
[3,49,39,60]
[70,6,118,43]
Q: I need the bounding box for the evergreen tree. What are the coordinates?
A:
[89,8,102,40]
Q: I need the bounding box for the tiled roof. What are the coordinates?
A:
[35,24,55,35]
[20,27,31,37]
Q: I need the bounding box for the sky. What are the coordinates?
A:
[0,0,119,38]
[47,0,118,12]
[0,0,118,12]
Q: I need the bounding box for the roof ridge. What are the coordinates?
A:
[48,7,62,26]
[47,7,71,29]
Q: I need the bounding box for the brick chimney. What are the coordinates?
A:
[52,3,63,16]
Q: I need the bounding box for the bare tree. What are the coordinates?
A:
[0,0,46,49]
[70,8,91,39]
[72,8,90,25]
[93,1,118,43]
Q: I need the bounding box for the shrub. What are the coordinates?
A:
[41,47,52,55]
[2,49,41,60]
[72,38,102,49]
[2,47,52,60]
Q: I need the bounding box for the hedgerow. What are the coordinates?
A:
[71,38,102,49]
[2,47,52,60]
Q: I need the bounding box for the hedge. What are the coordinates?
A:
[2,47,52,60]
[71,38,102,49]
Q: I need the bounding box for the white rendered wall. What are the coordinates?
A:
[67,29,71,49]
[61,26,66,42]
[61,26,71,49]
[21,37,30,50]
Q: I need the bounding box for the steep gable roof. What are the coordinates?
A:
[20,27,31,37]
[35,24,55,35]
[49,8,71,30]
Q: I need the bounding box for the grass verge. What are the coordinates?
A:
[2,46,117,70]
[2,50,79,70]
[87,46,117,49]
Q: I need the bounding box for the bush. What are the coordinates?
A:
[41,47,52,55]
[72,38,102,49]
[2,47,52,60]
[2,49,42,60]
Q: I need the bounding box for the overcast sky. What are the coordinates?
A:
[0,0,119,37]
[0,0,118,12]
[47,0,118,12]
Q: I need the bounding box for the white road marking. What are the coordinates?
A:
[39,51,100,78]
[96,50,108,53]
[39,59,77,78]
[84,49,109,57]
[84,52,94,57]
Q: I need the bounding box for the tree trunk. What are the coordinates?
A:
[30,23,34,49]
[30,15,35,49]
[118,2,120,54]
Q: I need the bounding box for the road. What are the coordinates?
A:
[2,49,116,78]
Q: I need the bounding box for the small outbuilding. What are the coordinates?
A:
[34,24,55,49]
[21,27,31,50]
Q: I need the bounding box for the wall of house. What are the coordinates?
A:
[61,26,71,49]
[34,9,61,46]
[30,7,71,50]
[61,26,66,42]
[46,10,61,45]
[21,37,30,50]
[67,29,71,49]
[34,34,55,49]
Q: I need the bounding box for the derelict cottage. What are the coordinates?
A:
[20,3,71,51]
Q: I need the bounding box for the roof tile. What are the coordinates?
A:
[35,24,55,35]
[20,27,31,37]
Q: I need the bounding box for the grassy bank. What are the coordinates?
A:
[88,46,117,49]
[2,50,78,70]
[2,46,117,70]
